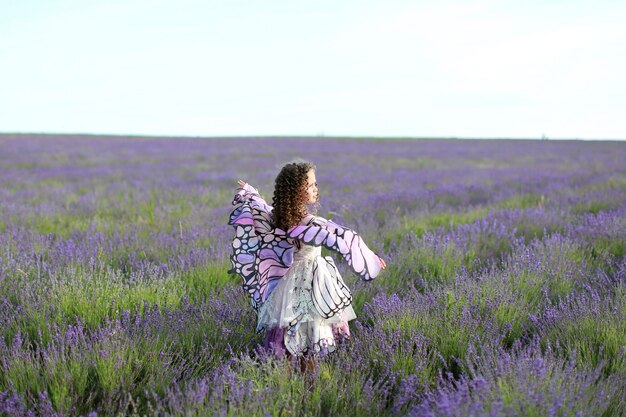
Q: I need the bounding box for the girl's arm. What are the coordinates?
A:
[309,215,386,270]
[289,216,386,278]
[308,216,387,269]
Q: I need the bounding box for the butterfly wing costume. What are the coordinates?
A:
[228,183,382,355]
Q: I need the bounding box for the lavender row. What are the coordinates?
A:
[1,282,624,415]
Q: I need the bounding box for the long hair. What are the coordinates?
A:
[271,161,317,231]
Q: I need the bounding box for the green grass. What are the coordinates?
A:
[0,330,185,415]
[377,242,470,291]
[56,274,185,328]
[495,193,546,210]
[179,260,238,296]
[1,285,259,416]
[572,199,618,215]
[588,237,626,262]
[366,291,493,381]
[385,208,489,244]
[2,264,186,347]
[540,287,626,376]
[382,193,548,253]
[22,185,232,238]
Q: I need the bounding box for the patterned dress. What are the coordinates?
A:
[256,216,356,356]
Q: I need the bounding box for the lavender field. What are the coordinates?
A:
[1,134,625,416]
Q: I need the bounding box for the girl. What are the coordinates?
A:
[229,161,386,370]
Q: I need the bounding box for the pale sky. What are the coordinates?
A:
[1,0,625,139]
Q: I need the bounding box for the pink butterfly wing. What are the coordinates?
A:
[228,186,295,309]
[288,220,382,281]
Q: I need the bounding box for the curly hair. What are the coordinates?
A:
[271,161,318,231]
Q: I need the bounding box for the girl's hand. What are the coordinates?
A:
[237,179,246,189]
[378,256,387,270]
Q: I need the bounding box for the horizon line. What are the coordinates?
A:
[0,131,624,142]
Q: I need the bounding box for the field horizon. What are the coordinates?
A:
[2,132,624,142]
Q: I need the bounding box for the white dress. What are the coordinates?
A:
[256,218,357,356]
